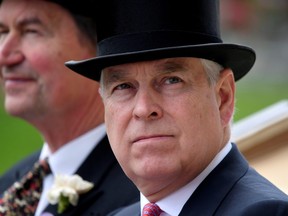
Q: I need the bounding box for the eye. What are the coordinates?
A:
[0,29,8,41]
[0,29,8,35]
[164,76,183,85]
[24,28,39,35]
[109,82,136,99]
[22,24,44,36]
[114,83,132,90]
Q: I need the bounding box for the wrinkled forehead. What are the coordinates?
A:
[101,57,204,83]
[0,0,68,20]
[0,0,73,32]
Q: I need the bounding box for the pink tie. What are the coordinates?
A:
[142,203,162,216]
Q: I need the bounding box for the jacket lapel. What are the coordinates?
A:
[43,136,116,215]
[179,144,249,216]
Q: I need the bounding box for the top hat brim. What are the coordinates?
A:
[66,43,256,82]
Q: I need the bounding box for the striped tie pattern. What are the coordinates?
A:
[142,203,162,216]
[0,158,51,216]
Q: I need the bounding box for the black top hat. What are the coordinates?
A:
[0,0,96,18]
[66,0,256,82]
[49,0,96,18]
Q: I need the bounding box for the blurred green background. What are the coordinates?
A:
[1,0,288,175]
[0,94,43,174]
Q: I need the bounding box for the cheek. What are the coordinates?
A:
[104,100,128,144]
[30,49,70,87]
[104,101,132,167]
[177,92,220,139]
[104,99,120,124]
[28,45,64,74]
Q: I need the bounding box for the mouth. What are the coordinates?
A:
[4,76,35,83]
[132,134,173,144]
[3,77,36,90]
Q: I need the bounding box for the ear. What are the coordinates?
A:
[215,68,235,127]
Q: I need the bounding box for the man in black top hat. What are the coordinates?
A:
[0,0,138,215]
[67,0,288,215]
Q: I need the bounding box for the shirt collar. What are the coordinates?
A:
[141,142,232,216]
[39,123,106,175]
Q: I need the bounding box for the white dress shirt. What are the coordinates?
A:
[141,142,232,216]
[35,123,106,216]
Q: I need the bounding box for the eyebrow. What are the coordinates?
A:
[17,16,43,28]
[102,68,129,87]
[103,59,191,85]
[0,16,42,31]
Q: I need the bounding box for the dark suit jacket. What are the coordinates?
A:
[0,136,139,216]
[108,144,288,216]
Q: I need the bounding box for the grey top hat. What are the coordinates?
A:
[66,0,256,82]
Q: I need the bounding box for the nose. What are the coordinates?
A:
[0,33,24,67]
[132,87,163,120]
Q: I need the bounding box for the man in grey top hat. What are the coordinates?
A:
[67,0,288,215]
[0,0,138,215]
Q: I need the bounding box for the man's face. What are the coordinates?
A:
[101,57,235,199]
[0,0,96,121]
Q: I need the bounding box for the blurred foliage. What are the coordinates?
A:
[0,92,42,175]
[234,82,288,121]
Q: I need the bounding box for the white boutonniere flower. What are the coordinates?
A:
[47,174,94,214]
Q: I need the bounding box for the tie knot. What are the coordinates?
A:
[31,158,51,179]
[142,203,162,216]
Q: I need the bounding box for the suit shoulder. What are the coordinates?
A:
[239,199,288,216]
[217,167,288,215]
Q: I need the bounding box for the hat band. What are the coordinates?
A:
[98,31,222,56]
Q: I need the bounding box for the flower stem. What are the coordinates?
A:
[58,194,70,214]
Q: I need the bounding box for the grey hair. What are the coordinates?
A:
[200,59,223,85]
[201,59,235,124]
[99,71,106,99]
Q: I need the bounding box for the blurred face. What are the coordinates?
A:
[101,57,235,199]
[0,0,96,121]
